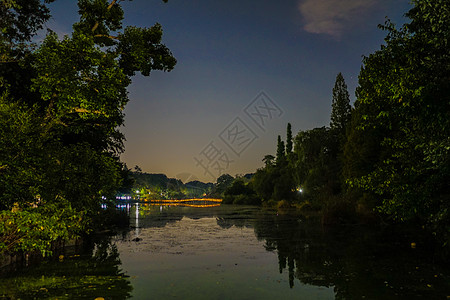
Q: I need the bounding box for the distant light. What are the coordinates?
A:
[297,187,303,193]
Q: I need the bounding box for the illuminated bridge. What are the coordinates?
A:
[144,198,222,208]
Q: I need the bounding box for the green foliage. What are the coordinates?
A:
[0,0,55,106]
[42,143,123,211]
[134,172,171,188]
[0,96,44,209]
[0,0,176,256]
[0,200,88,256]
[126,172,213,200]
[133,173,179,199]
[230,0,449,247]
[251,76,350,212]
[294,127,341,202]
[276,199,292,210]
[223,179,260,205]
[330,72,351,140]
[32,30,129,130]
[290,74,351,206]
[0,0,54,43]
[184,180,213,198]
[286,123,293,157]
[252,167,276,202]
[117,164,135,195]
[276,135,285,165]
[0,237,132,299]
[262,154,275,168]
[344,0,450,232]
[210,174,234,198]
[117,24,177,76]
[253,132,296,204]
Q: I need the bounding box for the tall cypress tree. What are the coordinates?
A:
[276,135,285,164]
[330,73,351,140]
[286,123,293,155]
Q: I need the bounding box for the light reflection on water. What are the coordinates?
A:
[117,204,334,299]
[1,204,449,299]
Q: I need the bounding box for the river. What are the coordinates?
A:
[1,204,449,299]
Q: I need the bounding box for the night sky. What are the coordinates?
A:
[44,0,412,183]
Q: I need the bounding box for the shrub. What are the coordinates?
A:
[0,200,88,257]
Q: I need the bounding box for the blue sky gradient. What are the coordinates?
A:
[44,0,412,182]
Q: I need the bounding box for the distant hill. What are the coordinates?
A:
[133,173,171,188]
[185,180,214,190]
[128,172,213,199]
[118,171,253,200]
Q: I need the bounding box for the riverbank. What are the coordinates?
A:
[0,205,129,271]
[0,238,82,271]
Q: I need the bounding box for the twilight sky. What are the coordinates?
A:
[45,0,412,183]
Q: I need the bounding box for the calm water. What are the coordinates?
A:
[1,204,449,299]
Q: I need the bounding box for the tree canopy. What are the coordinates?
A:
[0,0,176,255]
[344,0,450,232]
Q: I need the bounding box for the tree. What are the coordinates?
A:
[330,73,351,142]
[0,96,45,210]
[211,174,234,198]
[223,179,259,205]
[343,0,450,238]
[276,135,286,165]
[294,127,336,200]
[1,0,176,210]
[1,0,56,110]
[0,0,54,42]
[262,155,275,167]
[252,130,297,204]
[286,123,293,156]
[117,164,135,195]
[0,0,176,254]
[326,73,351,194]
[253,164,275,202]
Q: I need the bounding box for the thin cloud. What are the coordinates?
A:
[298,0,377,38]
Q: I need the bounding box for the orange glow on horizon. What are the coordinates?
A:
[143,198,222,203]
[147,203,221,208]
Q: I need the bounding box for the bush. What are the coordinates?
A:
[0,200,89,257]
[223,179,261,205]
[277,200,292,209]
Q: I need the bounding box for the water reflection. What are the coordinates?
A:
[121,204,450,299]
[128,203,256,230]
[0,235,133,299]
[119,204,450,298]
[1,205,449,299]
[253,212,450,299]
[135,203,139,238]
